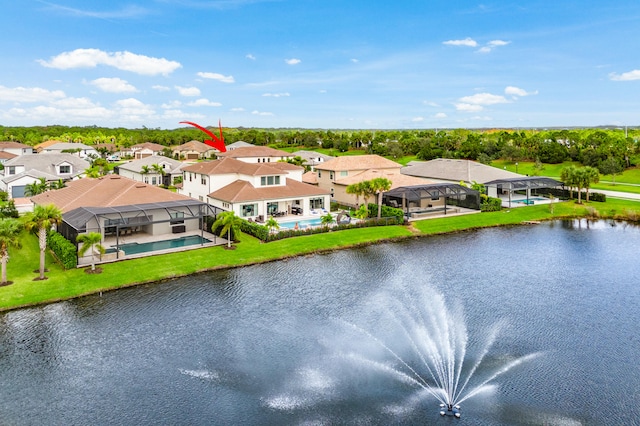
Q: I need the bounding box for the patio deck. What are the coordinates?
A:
[78,229,226,267]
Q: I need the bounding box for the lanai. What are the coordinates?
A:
[383,183,481,221]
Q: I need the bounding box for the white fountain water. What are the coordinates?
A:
[333,284,541,417]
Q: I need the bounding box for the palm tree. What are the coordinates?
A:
[370,177,392,219]
[582,166,600,202]
[0,218,23,285]
[346,182,365,207]
[560,165,578,200]
[24,204,63,280]
[265,216,280,233]
[24,178,48,197]
[77,232,106,272]
[211,211,243,248]
[49,179,66,190]
[320,212,334,229]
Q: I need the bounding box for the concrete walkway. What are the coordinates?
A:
[595,189,640,201]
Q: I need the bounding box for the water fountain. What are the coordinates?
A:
[326,284,541,419]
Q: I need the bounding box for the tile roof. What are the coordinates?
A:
[0,141,32,150]
[116,156,186,173]
[216,146,292,159]
[315,154,402,171]
[31,175,194,212]
[3,153,90,177]
[402,159,522,183]
[208,178,330,203]
[131,142,165,151]
[173,140,216,153]
[335,169,431,188]
[181,157,287,176]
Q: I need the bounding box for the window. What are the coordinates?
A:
[8,166,15,175]
[260,176,280,186]
[201,175,206,185]
[340,171,348,177]
[330,171,334,180]
[267,202,278,215]
[310,198,324,209]
[59,165,71,174]
[318,171,322,178]
[170,211,184,224]
[241,204,257,217]
[152,177,157,185]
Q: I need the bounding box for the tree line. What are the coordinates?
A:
[2,125,638,174]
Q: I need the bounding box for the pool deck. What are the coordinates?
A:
[78,230,226,267]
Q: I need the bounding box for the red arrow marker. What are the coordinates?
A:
[180,120,227,153]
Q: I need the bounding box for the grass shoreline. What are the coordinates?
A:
[2,199,639,313]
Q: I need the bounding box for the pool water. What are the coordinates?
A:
[279,218,325,229]
[116,235,212,255]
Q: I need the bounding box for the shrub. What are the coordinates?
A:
[47,230,77,269]
[480,195,502,212]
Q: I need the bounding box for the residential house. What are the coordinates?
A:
[34,140,63,153]
[1,153,90,199]
[30,175,222,263]
[225,141,254,151]
[312,154,428,207]
[216,146,293,164]
[0,151,17,165]
[401,159,521,185]
[115,156,186,187]
[39,142,99,159]
[292,150,334,171]
[180,157,330,220]
[172,140,217,160]
[121,142,166,159]
[0,141,34,157]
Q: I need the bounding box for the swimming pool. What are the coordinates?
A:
[516,197,548,204]
[115,235,212,255]
[279,218,325,229]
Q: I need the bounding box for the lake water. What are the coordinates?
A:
[0,219,639,425]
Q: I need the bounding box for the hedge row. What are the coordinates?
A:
[47,230,77,269]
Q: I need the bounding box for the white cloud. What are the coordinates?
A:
[37,48,181,76]
[423,101,440,107]
[351,58,359,63]
[115,98,155,118]
[262,92,290,97]
[455,103,484,112]
[188,98,222,107]
[609,70,640,81]
[411,116,424,122]
[246,54,256,60]
[230,107,245,112]
[89,77,137,93]
[505,86,538,97]
[443,37,477,47]
[152,85,171,91]
[285,58,301,65]
[434,112,447,119]
[251,110,274,116]
[477,40,511,53]
[175,86,201,96]
[488,40,510,47]
[459,93,508,105]
[161,100,183,109]
[197,72,235,83]
[0,85,66,103]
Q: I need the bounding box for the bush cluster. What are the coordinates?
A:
[47,230,77,269]
[480,195,502,212]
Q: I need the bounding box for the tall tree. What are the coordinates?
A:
[598,157,624,185]
[211,211,243,249]
[24,204,63,280]
[560,165,578,200]
[581,166,600,202]
[77,232,106,272]
[0,218,22,285]
[370,177,392,219]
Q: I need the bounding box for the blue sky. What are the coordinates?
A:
[1,1,639,130]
